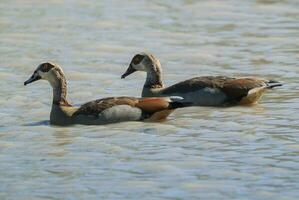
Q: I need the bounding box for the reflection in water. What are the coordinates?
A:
[0,0,299,199]
[23,120,50,126]
[51,128,75,147]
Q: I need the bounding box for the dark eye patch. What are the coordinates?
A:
[132,54,144,65]
[40,62,54,72]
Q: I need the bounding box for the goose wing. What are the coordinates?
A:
[161,76,235,94]
[221,78,268,100]
[73,96,181,117]
[161,76,278,102]
[73,97,138,116]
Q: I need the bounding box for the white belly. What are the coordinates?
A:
[99,105,142,123]
[74,105,142,125]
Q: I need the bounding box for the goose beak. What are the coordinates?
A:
[121,64,136,79]
[24,74,41,85]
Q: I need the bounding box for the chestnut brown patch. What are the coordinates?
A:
[132,54,144,65]
[136,98,169,113]
[40,62,55,72]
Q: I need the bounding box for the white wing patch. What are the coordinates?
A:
[203,87,221,94]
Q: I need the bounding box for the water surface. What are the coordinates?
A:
[0,0,298,199]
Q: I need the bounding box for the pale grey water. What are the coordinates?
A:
[0,0,299,199]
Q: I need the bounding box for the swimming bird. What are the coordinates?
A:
[24,62,189,125]
[121,53,282,106]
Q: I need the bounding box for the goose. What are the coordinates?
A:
[24,62,190,125]
[121,53,282,106]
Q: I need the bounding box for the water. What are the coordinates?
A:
[0,0,298,199]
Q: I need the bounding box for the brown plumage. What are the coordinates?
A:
[122,53,282,106]
[74,96,175,117]
[24,63,189,125]
[74,97,138,116]
[161,76,269,104]
[221,78,267,101]
[135,97,171,113]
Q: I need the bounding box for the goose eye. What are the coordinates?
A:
[40,63,54,72]
[133,55,144,65]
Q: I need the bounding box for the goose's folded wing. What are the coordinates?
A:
[221,78,267,100]
[135,97,171,113]
[136,97,180,121]
[73,97,138,116]
[161,76,235,94]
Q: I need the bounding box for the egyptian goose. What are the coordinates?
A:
[24,62,189,125]
[121,53,282,106]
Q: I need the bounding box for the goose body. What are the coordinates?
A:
[121,53,282,106]
[24,62,188,125]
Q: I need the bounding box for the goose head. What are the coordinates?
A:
[24,62,64,87]
[121,53,162,79]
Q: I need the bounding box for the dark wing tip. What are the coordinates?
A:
[168,101,192,109]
